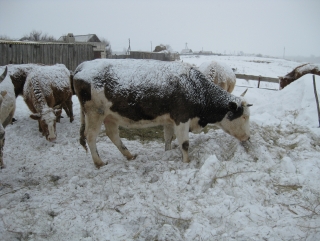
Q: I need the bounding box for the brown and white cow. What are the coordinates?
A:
[23,65,74,141]
[2,63,74,122]
[73,59,252,168]
[0,67,16,168]
[198,61,236,93]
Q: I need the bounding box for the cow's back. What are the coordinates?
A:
[198,61,236,93]
[74,59,219,124]
[23,64,72,109]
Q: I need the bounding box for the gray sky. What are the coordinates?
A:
[1,0,319,57]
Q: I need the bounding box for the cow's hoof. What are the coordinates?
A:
[94,162,106,169]
[127,154,137,161]
[182,158,190,163]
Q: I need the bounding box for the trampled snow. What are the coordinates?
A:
[0,55,319,240]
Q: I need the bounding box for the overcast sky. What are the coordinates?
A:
[1,0,319,57]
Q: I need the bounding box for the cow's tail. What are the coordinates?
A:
[79,106,88,152]
[69,70,76,95]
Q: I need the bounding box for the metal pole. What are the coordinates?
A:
[313,75,320,127]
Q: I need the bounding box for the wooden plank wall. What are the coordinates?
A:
[0,42,95,71]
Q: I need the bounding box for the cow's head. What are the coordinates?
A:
[30,108,62,141]
[216,89,252,141]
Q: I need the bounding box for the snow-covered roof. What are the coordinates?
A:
[58,34,101,43]
[74,34,96,42]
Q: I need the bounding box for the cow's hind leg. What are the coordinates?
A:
[104,120,136,160]
[85,112,105,168]
[0,140,4,168]
[62,98,74,123]
[0,127,4,168]
[164,124,174,151]
[174,121,190,163]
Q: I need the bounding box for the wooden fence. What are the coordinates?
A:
[108,51,180,61]
[235,73,279,89]
[0,41,95,71]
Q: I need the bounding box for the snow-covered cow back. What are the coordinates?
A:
[0,67,16,167]
[198,61,236,93]
[73,59,251,168]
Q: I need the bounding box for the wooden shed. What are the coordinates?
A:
[58,33,106,59]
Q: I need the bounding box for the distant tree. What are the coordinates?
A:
[0,35,13,40]
[100,37,112,56]
[153,44,166,52]
[153,44,174,53]
[20,30,56,41]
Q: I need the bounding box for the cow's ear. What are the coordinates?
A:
[54,109,62,117]
[1,90,7,97]
[228,102,238,112]
[30,113,41,120]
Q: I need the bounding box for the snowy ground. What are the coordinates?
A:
[0,55,320,240]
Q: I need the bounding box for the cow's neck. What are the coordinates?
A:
[31,78,47,113]
[198,85,241,126]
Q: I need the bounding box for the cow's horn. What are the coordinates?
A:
[0,67,8,83]
[240,88,248,97]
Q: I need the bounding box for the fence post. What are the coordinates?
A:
[257,76,261,88]
[313,75,320,127]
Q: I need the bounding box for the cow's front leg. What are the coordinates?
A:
[174,121,190,163]
[164,124,174,151]
[38,120,42,133]
[85,113,105,168]
[104,120,136,160]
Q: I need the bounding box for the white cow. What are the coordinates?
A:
[0,67,16,168]
[73,59,252,168]
[198,61,236,93]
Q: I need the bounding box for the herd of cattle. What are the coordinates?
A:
[0,59,252,168]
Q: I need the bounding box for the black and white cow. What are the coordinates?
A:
[0,67,16,168]
[73,59,252,168]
